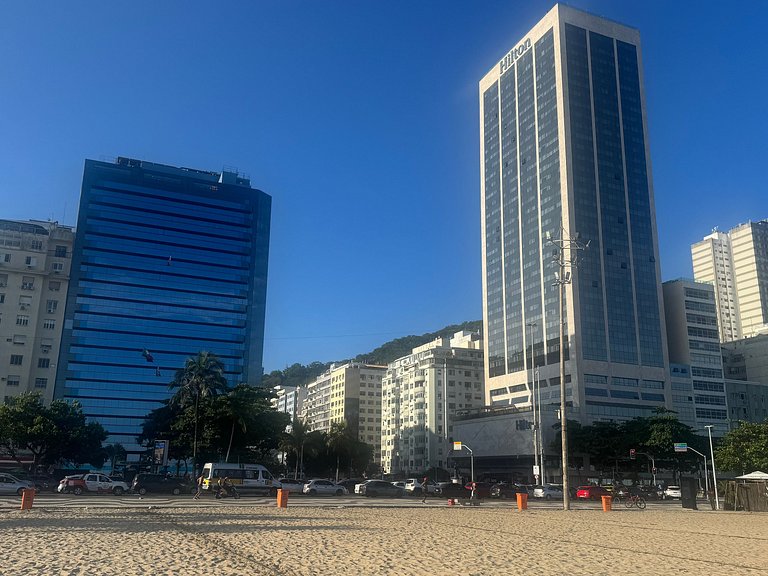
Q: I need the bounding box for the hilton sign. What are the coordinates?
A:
[499,38,532,75]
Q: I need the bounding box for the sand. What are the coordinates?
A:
[1,505,766,575]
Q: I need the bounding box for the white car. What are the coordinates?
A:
[533,484,564,500]
[404,478,442,496]
[277,478,305,493]
[663,485,682,499]
[302,479,348,496]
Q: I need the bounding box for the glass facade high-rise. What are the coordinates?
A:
[55,157,271,458]
[480,5,670,423]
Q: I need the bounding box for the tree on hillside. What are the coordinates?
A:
[0,393,107,468]
[715,421,768,473]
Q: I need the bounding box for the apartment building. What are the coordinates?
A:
[692,220,768,341]
[380,331,484,474]
[303,362,385,462]
[0,220,74,402]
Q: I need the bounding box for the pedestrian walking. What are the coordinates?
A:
[193,474,204,499]
[421,477,428,503]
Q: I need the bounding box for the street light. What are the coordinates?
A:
[526,321,539,484]
[546,226,588,511]
[705,425,720,510]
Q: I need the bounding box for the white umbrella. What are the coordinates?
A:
[735,471,768,481]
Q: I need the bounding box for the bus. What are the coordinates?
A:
[200,463,280,495]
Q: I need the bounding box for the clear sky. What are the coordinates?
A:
[2,1,766,372]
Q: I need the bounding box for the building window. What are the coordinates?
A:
[43,318,55,330]
[52,262,64,273]
[2,253,10,263]
[46,300,58,314]
[21,277,35,290]
[9,355,23,366]
[0,293,4,303]
[16,315,29,326]
[7,375,20,387]
[12,334,26,345]
[54,245,68,258]
[30,240,43,251]
[34,378,48,389]
[49,281,61,292]
[38,358,50,369]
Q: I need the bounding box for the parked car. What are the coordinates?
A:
[404,478,442,496]
[357,480,404,498]
[58,473,130,495]
[131,474,191,496]
[302,479,348,496]
[663,485,682,500]
[0,473,35,496]
[464,482,493,499]
[638,485,663,500]
[575,485,611,500]
[390,481,406,490]
[439,482,472,499]
[490,483,526,499]
[338,479,363,493]
[277,478,305,493]
[533,484,564,500]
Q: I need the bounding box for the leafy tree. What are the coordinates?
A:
[715,421,768,473]
[168,351,229,473]
[104,443,127,471]
[0,393,107,468]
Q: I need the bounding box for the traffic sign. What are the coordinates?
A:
[533,465,540,476]
[453,441,462,451]
[673,442,688,452]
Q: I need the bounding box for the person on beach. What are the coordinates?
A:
[193,474,204,499]
[421,477,428,503]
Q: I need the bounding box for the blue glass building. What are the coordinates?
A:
[55,157,270,458]
[480,5,670,423]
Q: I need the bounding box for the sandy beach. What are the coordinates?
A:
[1,505,766,576]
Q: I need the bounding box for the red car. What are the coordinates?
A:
[575,485,610,500]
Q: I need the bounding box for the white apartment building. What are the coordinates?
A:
[0,220,74,402]
[272,384,306,422]
[692,220,768,341]
[691,230,739,342]
[303,362,385,462]
[380,331,484,475]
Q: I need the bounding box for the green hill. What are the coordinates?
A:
[262,320,482,389]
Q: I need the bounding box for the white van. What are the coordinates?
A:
[201,463,279,495]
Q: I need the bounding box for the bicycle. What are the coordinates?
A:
[624,494,646,509]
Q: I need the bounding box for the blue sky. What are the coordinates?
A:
[2,1,766,372]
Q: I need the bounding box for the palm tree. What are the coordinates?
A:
[168,351,229,475]
[327,421,352,483]
[280,418,310,479]
[223,384,255,463]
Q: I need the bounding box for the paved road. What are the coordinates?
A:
[0,492,692,511]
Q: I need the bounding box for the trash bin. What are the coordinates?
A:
[601,495,612,512]
[516,492,528,511]
[680,477,697,510]
[277,488,289,508]
[20,488,35,510]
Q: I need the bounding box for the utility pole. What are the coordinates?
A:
[526,321,539,484]
[546,226,588,511]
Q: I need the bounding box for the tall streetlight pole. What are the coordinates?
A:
[546,226,588,511]
[705,425,720,510]
[526,321,539,484]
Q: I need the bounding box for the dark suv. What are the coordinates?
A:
[131,474,191,496]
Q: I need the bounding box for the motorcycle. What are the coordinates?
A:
[214,483,240,499]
